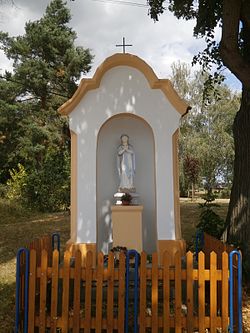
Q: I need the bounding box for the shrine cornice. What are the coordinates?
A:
[58,53,189,116]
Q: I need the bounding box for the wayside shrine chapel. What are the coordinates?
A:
[59,53,189,264]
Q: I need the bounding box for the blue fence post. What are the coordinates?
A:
[52,232,60,262]
[15,248,30,333]
[229,250,242,333]
[195,230,204,261]
[125,249,139,333]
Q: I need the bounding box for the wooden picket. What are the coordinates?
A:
[28,249,36,333]
[39,249,48,333]
[162,251,170,333]
[25,249,230,332]
[186,251,193,333]
[139,252,147,333]
[198,251,205,333]
[72,250,81,333]
[174,251,182,333]
[51,249,59,333]
[62,251,70,333]
[107,252,114,333]
[96,252,104,333]
[84,251,93,333]
[203,232,237,330]
[118,252,125,333]
[210,252,217,333]
[28,234,53,267]
[222,251,229,332]
[152,252,158,333]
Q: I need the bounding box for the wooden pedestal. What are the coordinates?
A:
[111,205,143,253]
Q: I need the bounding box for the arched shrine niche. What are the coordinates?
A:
[96,114,157,254]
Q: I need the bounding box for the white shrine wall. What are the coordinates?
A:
[69,65,180,247]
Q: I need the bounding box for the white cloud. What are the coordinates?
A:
[0,0,241,90]
[0,50,13,74]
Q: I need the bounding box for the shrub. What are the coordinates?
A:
[24,150,70,212]
[196,193,225,239]
[6,163,27,201]
[0,184,7,198]
[4,150,70,212]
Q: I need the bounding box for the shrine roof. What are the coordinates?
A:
[58,53,190,116]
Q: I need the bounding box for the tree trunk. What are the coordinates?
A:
[191,182,195,201]
[226,87,250,272]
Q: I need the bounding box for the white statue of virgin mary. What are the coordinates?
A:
[117,134,135,191]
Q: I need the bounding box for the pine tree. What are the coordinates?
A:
[0,0,93,211]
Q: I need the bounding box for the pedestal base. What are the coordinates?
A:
[111,205,143,252]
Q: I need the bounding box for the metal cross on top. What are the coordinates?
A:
[116,37,132,54]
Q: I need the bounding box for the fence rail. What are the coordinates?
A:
[17,249,232,333]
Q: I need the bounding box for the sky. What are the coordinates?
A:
[0,0,241,91]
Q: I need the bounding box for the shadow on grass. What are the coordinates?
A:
[0,212,70,265]
[0,281,16,333]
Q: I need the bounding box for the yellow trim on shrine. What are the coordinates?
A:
[58,53,189,116]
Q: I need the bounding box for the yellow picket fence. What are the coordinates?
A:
[28,234,53,266]
[21,249,231,333]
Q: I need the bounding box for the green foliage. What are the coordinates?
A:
[0,184,7,198]
[24,149,70,212]
[183,155,200,184]
[0,0,93,105]
[171,62,239,193]
[0,79,24,182]
[0,0,93,212]
[6,163,27,201]
[179,161,188,197]
[197,194,225,239]
[148,2,250,264]
[148,0,224,85]
[217,188,231,199]
[121,193,132,203]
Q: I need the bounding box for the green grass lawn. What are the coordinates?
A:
[0,200,70,333]
[0,198,229,333]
